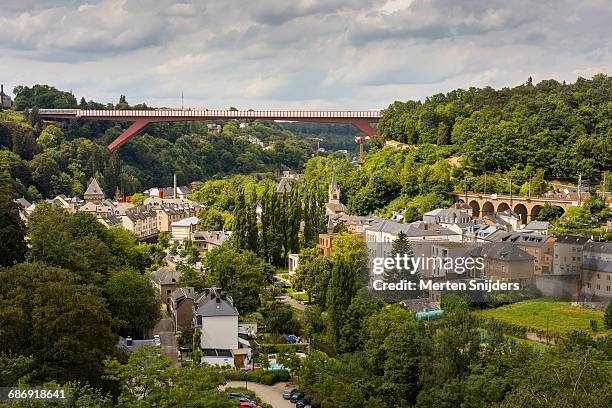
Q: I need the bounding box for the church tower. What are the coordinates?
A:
[328,170,341,204]
[84,178,105,204]
[325,170,346,216]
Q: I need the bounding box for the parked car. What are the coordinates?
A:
[273,281,290,288]
[239,402,259,408]
[296,397,310,408]
[283,387,297,399]
[227,391,249,399]
[290,392,305,403]
[153,335,161,346]
[284,334,300,343]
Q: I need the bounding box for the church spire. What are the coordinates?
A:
[328,170,340,204]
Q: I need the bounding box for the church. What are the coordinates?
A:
[325,171,346,216]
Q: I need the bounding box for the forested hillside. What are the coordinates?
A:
[1,85,313,200]
[378,74,611,179]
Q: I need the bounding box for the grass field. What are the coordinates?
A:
[477,299,608,336]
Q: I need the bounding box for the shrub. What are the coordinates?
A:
[605,302,612,330]
[224,369,291,385]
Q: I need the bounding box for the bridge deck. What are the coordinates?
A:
[37,108,382,120]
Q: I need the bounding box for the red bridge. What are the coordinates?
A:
[38,108,382,151]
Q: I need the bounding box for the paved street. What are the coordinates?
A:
[152,311,179,367]
[223,381,293,408]
[277,294,307,311]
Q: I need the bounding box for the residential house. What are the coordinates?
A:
[581,241,612,303]
[14,197,31,221]
[499,232,556,275]
[422,208,471,225]
[327,214,370,234]
[170,287,196,331]
[317,233,336,257]
[207,124,222,134]
[522,220,552,235]
[193,230,231,252]
[553,235,589,275]
[151,266,183,308]
[194,288,250,367]
[146,199,201,233]
[170,216,199,242]
[467,242,535,288]
[122,204,158,240]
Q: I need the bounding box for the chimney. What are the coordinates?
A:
[173,174,177,199]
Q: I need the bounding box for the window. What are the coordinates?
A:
[597,273,601,280]
[596,284,600,290]
[607,275,611,281]
[607,286,611,292]
[587,283,591,289]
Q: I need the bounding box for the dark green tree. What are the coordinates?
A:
[0,170,27,266]
[105,269,161,338]
[327,257,359,348]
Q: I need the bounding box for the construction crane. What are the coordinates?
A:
[354,135,370,165]
[306,137,322,155]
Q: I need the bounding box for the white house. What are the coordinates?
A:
[194,288,250,367]
[171,216,199,242]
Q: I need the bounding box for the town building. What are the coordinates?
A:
[467,242,535,288]
[122,204,158,240]
[499,232,556,275]
[207,124,222,133]
[522,220,552,235]
[151,266,183,309]
[553,235,590,275]
[145,198,201,232]
[194,288,250,367]
[422,208,471,225]
[170,286,196,331]
[0,84,11,109]
[170,216,199,242]
[581,241,612,303]
[193,230,231,252]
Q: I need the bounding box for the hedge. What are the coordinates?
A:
[224,369,291,385]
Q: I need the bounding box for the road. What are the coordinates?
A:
[152,311,179,367]
[223,381,293,408]
[277,295,306,311]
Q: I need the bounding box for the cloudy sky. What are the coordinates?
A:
[1,0,610,110]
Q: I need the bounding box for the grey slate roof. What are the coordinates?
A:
[500,232,551,248]
[151,266,182,285]
[468,242,535,262]
[555,235,590,245]
[195,288,238,317]
[14,197,31,209]
[84,178,104,196]
[524,220,552,230]
[583,241,612,254]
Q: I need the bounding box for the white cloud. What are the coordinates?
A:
[0,0,609,109]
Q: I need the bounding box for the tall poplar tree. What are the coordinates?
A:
[327,256,359,348]
[0,170,27,266]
